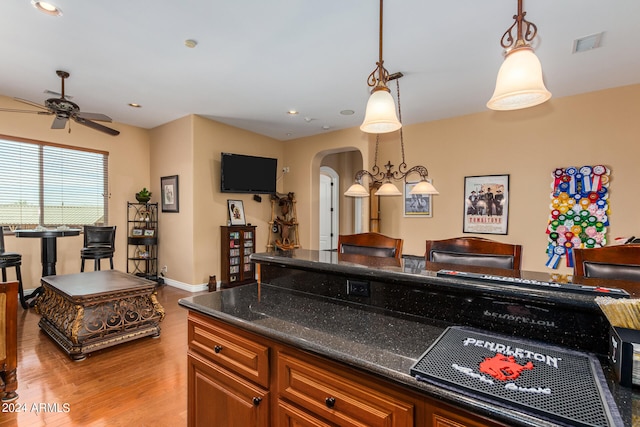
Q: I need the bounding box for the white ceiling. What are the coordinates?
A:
[1,0,639,141]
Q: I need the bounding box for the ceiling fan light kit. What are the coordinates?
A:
[487,0,551,111]
[0,70,120,136]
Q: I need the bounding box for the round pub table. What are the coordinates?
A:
[14,228,81,306]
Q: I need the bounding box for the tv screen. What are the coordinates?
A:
[221,152,277,194]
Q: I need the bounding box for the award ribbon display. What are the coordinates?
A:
[546,165,610,269]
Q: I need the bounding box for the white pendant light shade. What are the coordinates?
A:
[487,47,551,111]
[360,89,402,134]
[374,181,402,196]
[344,182,370,197]
[409,180,439,195]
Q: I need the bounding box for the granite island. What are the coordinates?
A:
[179,249,638,427]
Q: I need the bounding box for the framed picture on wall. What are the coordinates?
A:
[463,174,509,235]
[228,200,246,226]
[161,175,179,213]
[404,180,433,217]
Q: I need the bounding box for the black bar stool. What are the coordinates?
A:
[0,228,27,309]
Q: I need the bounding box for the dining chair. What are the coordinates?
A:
[425,237,522,270]
[0,229,27,309]
[81,226,116,272]
[338,232,403,259]
[573,245,640,281]
[0,280,18,402]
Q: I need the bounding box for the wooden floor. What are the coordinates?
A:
[2,285,200,427]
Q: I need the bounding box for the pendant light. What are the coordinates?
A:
[487,0,551,111]
[345,77,439,198]
[360,0,401,133]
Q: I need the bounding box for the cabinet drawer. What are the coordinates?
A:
[277,352,414,427]
[188,313,269,388]
[188,352,269,427]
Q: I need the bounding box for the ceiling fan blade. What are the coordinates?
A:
[0,107,52,115]
[51,116,68,129]
[74,117,120,136]
[14,97,49,110]
[76,111,112,122]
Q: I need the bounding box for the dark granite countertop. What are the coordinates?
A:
[179,249,638,426]
[180,282,634,427]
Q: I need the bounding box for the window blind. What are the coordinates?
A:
[0,135,109,228]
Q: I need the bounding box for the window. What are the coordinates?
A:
[0,135,109,229]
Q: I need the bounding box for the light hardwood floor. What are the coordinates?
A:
[2,285,199,427]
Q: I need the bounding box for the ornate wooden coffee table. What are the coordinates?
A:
[35,270,165,360]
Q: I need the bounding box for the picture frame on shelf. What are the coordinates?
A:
[228,200,246,226]
[131,228,143,237]
[143,229,155,237]
[404,180,433,217]
[161,175,179,213]
[463,174,510,235]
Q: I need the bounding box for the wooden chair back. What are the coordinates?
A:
[425,237,522,270]
[573,245,640,281]
[0,281,18,402]
[338,232,403,259]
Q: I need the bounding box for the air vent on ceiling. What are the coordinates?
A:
[572,32,604,53]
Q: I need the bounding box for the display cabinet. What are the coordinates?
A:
[220,225,256,288]
[127,202,158,282]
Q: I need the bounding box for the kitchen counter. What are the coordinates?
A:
[179,249,638,426]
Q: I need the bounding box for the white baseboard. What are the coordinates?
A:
[162,277,209,292]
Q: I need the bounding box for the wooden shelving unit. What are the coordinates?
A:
[220,225,256,288]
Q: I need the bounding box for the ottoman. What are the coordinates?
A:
[35,270,165,360]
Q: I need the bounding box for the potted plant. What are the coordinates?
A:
[135,187,152,203]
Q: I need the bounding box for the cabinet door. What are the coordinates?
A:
[426,404,508,427]
[188,352,269,427]
[277,399,337,427]
[278,352,414,427]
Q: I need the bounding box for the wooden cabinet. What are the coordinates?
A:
[127,202,158,281]
[186,312,509,427]
[277,351,414,427]
[187,312,270,427]
[221,225,256,288]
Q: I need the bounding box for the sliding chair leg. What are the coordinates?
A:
[95,259,100,271]
[81,258,85,272]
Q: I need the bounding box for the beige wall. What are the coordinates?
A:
[3,84,639,287]
[0,95,151,287]
[149,114,285,286]
[284,84,640,274]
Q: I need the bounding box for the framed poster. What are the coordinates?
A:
[404,180,433,217]
[463,174,509,235]
[161,175,179,213]
[228,200,246,226]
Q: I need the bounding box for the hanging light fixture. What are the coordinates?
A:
[346,76,439,198]
[487,0,551,111]
[360,0,401,134]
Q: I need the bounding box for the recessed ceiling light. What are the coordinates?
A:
[340,109,355,116]
[31,1,62,16]
[128,103,142,108]
[184,39,198,49]
[287,110,298,115]
[322,125,331,130]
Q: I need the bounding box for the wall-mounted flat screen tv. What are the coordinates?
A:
[221,152,277,194]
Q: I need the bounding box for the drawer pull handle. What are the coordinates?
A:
[214,345,222,353]
[325,397,336,408]
[252,397,262,406]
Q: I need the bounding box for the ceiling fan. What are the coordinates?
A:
[0,70,120,136]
